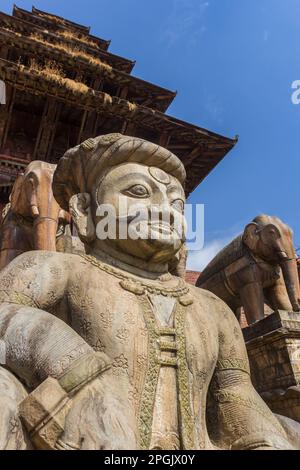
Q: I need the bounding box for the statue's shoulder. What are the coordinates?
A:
[2,250,80,274]
[188,284,236,320]
[188,284,223,303]
[67,254,120,286]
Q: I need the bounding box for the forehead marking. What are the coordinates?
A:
[148,167,170,185]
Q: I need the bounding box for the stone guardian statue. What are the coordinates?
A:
[0,134,294,450]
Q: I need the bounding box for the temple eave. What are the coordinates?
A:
[0,5,237,204]
[0,28,175,112]
[0,11,134,73]
[13,5,109,49]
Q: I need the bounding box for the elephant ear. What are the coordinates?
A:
[242,222,259,251]
[260,223,281,245]
[9,175,24,211]
[24,171,39,217]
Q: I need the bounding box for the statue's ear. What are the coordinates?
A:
[69,193,96,243]
[243,222,259,251]
[169,244,187,279]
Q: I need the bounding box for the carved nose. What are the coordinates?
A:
[159,207,174,226]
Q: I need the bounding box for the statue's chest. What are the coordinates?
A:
[67,274,218,449]
[66,279,217,378]
[66,281,144,360]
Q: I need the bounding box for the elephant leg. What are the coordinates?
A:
[265,277,293,312]
[239,282,265,325]
[0,218,33,269]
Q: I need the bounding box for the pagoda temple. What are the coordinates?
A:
[0,5,237,212]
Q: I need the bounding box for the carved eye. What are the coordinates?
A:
[171,199,184,213]
[124,184,150,198]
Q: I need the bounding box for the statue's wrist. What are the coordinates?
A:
[57,351,111,395]
[19,377,71,450]
[19,352,111,449]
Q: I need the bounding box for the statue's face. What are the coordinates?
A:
[93,163,186,263]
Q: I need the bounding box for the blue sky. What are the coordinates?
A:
[2,0,300,270]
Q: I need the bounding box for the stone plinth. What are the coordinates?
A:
[243,310,300,422]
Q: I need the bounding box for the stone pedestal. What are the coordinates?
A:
[243,310,300,422]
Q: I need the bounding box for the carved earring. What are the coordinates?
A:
[69,193,96,243]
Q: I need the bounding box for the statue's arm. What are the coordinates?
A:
[0,302,115,449]
[208,302,292,450]
[0,251,88,390]
[0,252,136,449]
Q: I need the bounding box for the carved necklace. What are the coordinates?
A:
[79,254,191,300]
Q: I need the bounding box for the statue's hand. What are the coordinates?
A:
[57,376,138,450]
[20,353,138,450]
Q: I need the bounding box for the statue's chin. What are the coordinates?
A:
[94,235,183,267]
[141,237,183,263]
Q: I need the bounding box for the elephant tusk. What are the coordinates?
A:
[30,205,39,217]
[276,251,289,260]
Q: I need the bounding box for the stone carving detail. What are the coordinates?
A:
[244,310,300,425]
[0,134,295,450]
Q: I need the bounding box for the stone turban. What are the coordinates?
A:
[53,133,186,211]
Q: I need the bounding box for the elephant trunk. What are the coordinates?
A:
[33,216,58,251]
[279,255,300,312]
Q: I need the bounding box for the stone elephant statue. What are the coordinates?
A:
[196,215,300,325]
[0,161,71,269]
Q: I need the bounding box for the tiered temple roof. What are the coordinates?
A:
[0,5,237,205]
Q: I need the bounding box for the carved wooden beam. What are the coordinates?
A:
[78,110,100,143]
[77,109,88,144]
[124,122,137,136]
[182,146,204,168]
[33,97,61,161]
[0,84,15,150]
[0,44,9,60]
[119,86,129,100]
[159,132,171,148]
[92,78,103,92]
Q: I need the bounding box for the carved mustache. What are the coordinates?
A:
[116,215,179,229]
[115,214,178,226]
[115,215,185,240]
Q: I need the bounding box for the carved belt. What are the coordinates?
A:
[156,327,178,367]
[137,294,196,450]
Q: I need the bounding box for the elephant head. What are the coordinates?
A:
[243,214,300,312]
[9,161,70,251]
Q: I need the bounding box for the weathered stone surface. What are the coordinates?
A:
[0,367,30,450]
[244,310,300,422]
[0,134,295,450]
[19,377,70,450]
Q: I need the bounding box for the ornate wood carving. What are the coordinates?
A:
[0,85,15,151]
[33,97,61,161]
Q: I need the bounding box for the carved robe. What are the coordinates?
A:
[0,251,291,449]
